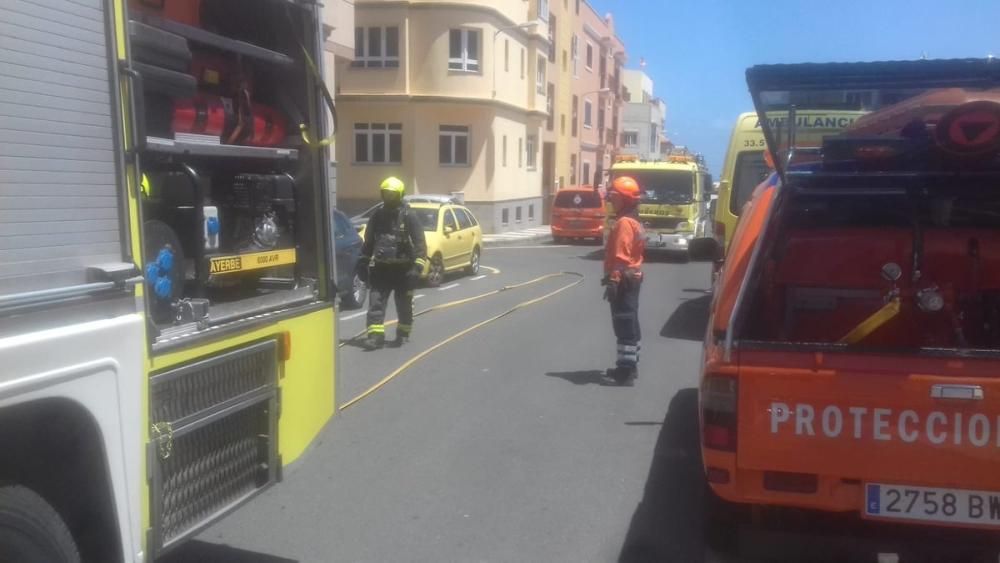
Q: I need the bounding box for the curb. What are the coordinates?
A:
[483,232,554,248]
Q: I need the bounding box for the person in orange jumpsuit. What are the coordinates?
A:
[602,176,646,386]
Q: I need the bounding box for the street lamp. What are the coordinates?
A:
[492,19,544,98]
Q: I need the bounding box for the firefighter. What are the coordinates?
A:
[358,177,428,350]
[602,176,645,386]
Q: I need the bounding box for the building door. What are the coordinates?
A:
[542,142,556,220]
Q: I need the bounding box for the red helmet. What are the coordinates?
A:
[610,176,641,207]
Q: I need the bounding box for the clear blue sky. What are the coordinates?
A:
[588,0,1000,177]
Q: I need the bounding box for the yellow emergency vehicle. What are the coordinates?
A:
[0,1,338,561]
[715,111,864,251]
[609,154,714,258]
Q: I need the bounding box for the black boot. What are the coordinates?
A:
[362,334,385,351]
[611,365,637,386]
[394,332,410,346]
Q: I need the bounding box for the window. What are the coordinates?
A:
[583,100,593,128]
[575,0,581,14]
[622,130,639,147]
[502,208,510,226]
[536,54,546,95]
[518,138,523,168]
[505,39,510,72]
[526,135,537,170]
[562,50,567,72]
[560,114,566,135]
[538,0,549,21]
[354,123,402,164]
[546,83,555,131]
[529,204,535,220]
[582,161,591,186]
[571,35,579,77]
[516,206,523,223]
[449,29,480,72]
[439,125,469,166]
[455,208,474,230]
[548,16,556,62]
[586,42,594,70]
[502,135,507,167]
[520,48,525,79]
[571,96,578,137]
[352,26,400,68]
[570,154,577,185]
[443,209,459,232]
[650,124,658,154]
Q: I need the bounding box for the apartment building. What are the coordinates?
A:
[574,3,624,189]
[619,69,668,160]
[335,0,551,233]
[322,0,356,204]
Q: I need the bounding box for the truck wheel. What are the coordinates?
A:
[0,485,80,563]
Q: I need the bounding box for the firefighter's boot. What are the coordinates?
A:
[362,333,385,351]
[610,365,637,386]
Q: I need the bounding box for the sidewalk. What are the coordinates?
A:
[482,226,552,247]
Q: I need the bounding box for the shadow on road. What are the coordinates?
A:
[619,388,709,562]
[160,541,298,563]
[661,294,712,341]
[544,369,616,386]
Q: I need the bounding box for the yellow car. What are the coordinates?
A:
[396,202,483,287]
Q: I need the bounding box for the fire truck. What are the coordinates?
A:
[703,59,1000,558]
[609,153,715,259]
[0,1,338,561]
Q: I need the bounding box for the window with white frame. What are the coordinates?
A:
[583,161,591,186]
[538,0,549,21]
[518,138,523,168]
[536,54,546,95]
[449,29,480,72]
[352,27,400,68]
[439,125,469,166]
[504,39,510,72]
[526,135,537,169]
[354,123,402,164]
[622,130,639,147]
[520,48,525,79]
[502,135,508,167]
[585,42,594,70]
[583,99,593,128]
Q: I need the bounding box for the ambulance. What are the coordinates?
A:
[703,59,1000,556]
[714,110,864,252]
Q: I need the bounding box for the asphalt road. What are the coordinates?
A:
[165,242,716,563]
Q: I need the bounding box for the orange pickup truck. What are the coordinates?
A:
[702,59,1000,558]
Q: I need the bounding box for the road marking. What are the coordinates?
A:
[470,275,487,281]
[438,283,460,291]
[414,294,426,300]
[341,310,367,321]
[481,265,501,274]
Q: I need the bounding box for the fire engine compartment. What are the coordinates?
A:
[128,0,330,341]
[742,186,1000,352]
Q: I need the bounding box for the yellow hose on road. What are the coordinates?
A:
[338,272,579,348]
[340,272,585,410]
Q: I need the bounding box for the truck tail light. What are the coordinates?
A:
[702,374,737,452]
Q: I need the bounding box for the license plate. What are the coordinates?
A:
[865,483,1000,528]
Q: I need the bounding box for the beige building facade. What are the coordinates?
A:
[574,2,625,189]
[335,0,551,233]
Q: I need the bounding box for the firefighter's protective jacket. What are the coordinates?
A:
[362,205,428,266]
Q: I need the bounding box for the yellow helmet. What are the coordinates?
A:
[380,176,406,196]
